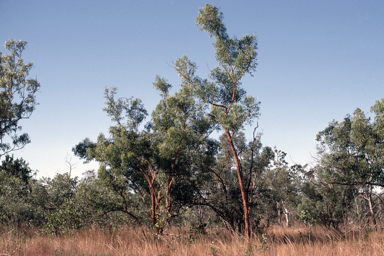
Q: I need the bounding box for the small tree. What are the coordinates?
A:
[0,40,40,157]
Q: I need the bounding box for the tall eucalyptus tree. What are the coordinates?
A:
[175,4,259,241]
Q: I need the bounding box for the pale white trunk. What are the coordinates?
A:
[284,208,290,227]
[368,184,377,230]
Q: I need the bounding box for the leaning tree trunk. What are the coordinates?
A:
[224,128,250,244]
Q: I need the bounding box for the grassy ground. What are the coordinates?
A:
[0,225,383,255]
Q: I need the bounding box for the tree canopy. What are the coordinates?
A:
[0,40,40,158]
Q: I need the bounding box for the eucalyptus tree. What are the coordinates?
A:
[74,79,215,232]
[0,40,40,157]
[315,98,384,229]
[175,4,259,241]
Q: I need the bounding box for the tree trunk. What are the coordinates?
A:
[149,184,157,226]
[224,128,251,245]
[277,202,281,225]
[238,219,242,235]
[284,208,289,227]
[368,184,377,231]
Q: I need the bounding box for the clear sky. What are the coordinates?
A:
[1,0,383,178]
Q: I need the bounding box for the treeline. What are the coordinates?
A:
[1,122,384,235]
[1,4,384,239]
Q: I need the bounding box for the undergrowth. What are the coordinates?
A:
[0,225,383,255]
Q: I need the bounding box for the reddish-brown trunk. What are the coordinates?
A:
[166,176,174,214]
[150,184,156,225]
[140,165,157,226]
[224,128,250,244]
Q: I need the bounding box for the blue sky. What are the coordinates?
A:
[1,0,383,178]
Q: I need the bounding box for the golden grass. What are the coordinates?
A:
[0,225,383,256]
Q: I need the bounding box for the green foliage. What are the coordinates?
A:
[298,176,356,228]
[43,172,130,234]
[43,173,78,209]
[103,87,148,130]
[0,40,40,157]
[316,105,384,188]
[195,132,276,233]
[0,174,33,226]
[175,4,260,239]
[299,209,316,227]
[195,4,258,80]
[0,156,43,227]
[0,155,34,185]
[4,4,384,237]
[74,69,217,230]
[44,198,87,233]
[311,99,384,228]
[177,4,259,130]
[263,149,300,225]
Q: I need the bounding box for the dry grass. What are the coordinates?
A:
[0,225,383,255]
